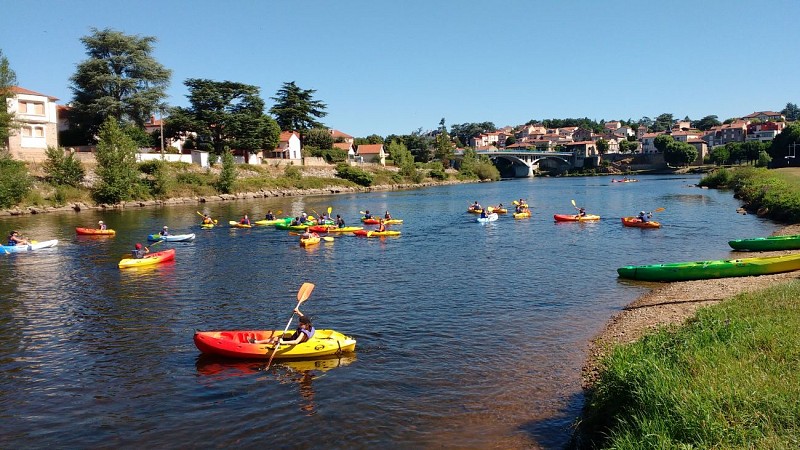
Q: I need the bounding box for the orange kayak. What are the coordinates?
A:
[621,217,661,228]
[118,248,176,268]
[76,227,116,236]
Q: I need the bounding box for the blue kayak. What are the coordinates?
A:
[1,239,59,254]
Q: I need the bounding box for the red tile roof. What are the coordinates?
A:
[357,144,383,154]
[11,86,59,101]
[280,131,299,142]
[330,129,353,139]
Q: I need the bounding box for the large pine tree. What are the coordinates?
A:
[269,81,327,131]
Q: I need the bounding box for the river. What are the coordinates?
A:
[0,174,779,448]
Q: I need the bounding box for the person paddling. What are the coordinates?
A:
[335,215,345,228]
[131,243,150,259]
[202,214,214,225]
[7,230,29,246]
[363,210,372,219]
[159,226,170,237]
[240,215,251,226]
[250,307,315,345]
[637,211,651,223]
[577,207,587,218]
[98,220,107,231]
[264,210,276,221]
[377,219,387,232]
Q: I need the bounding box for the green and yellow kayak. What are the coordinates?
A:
[617,252,800,282]
[728,234,800,251]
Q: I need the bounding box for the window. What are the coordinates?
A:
[34,127,44,138]
[34,103,45,115]
[21,126,32,137]
[18,102,27,113]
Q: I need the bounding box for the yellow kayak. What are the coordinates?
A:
[300,236,321,246]
[513,211,531,219]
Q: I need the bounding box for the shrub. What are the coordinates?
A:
[43,146,85,187]
[335,163,373,186]
[698,167,733,188]
[93,118,140,204]
[284,164,302,180]
[215,150,237,193]
[0,155,33,208]
[428,161,447,180]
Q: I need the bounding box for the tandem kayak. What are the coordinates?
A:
[352,230,401,237]
[1,239,58,254]
[728,234,800,251]
[617,252,800,282]
[307,225,335,233]
[147,233,195,242]
[554,214,600,222]
[621,217,661,228]
[76,227,116,236]
[193,329,357,360]
[611,179,638,183]
[118,248,176,268]
[477,213,498,223]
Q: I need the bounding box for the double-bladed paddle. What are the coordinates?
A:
[263,282,315,371]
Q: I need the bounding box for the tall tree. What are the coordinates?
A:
[93,117,140,204]
[269,81,327,131]
[303,128,334,149]
[0,49,18,148]
[449,122,496,148]
[169,79,279,155]
[651,113,674,132]
[781,102,799,121]
[664,141,698,167]
[434,129,455,168]
[692,115,721,131]
[69,28,171,141]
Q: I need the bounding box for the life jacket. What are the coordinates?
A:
[289,326,315,342]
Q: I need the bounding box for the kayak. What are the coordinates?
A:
[254,217,291,226]
[467,209,483,214]
[617,252,800,282]
[477,213,498,223]
[200,223,215,229]
[229,221,252,228]
[193,329,357,359]
[147,233,195,242]
[118,248,176,268]
[554,214,600,222]
[728,234,800,251]
[361,218,381,224]
[1,239,58,254]
[383,219,403,225]
[308,225,335,233]
[611,179,638,183]
[513,211,531,219]
[353,230,401,237]
[490,208,508,214]
[325,226,363,233]
[299,236,321,246]
[76,227,116,236]
[275,222,309,231]
[621,217,661,228]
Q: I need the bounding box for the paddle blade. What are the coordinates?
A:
[327,206,332,215]
[359,211,366,215]
[653,207,665,213]
[571,199,577,207]
[512,200,519,205]
[297,282,315,303]
[322,236,334,242]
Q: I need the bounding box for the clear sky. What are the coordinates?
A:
[3,0,799,137]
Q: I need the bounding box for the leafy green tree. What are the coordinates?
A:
[0,151,31,207]
[0,49,18,148]
[387,139,416,178]
[709,146,730,166]
[505,136,516,146]
[664,141,698,167]
[449,122,496,147]
[434,130,455,168]
[726,142,746,164]
[69,28,171,142]
[303,128,334,149]
[781,102,799,121]
[756,150,772,167]
[269,81,327,131]
[93,118,141,204]
[692,115,721,131]
[742,141,767,164]
[651,113,674,132]
[170,79,279,155]
[619,140,637,154]
[595,138,609,155]
[767,122,800,166]
[459,147,478,177]
[653,134,674,152]
[215,149,237,193]
[44,146,85,187]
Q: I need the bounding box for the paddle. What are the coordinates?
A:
[264,283,315,371]
[327,206,332,216]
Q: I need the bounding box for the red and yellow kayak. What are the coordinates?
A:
[76,227,116,236]
[193,329,356,360]
[118,248,176,269]
[554,214,600,222]
[325,226,364,233]
[621,217,661,228]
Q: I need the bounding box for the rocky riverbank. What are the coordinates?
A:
[582,223,800,389]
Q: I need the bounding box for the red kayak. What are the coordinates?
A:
[361,218,380,224]
[553,213,600,222]
[621,217,661,228]
[307,225,334,233]
[76,227,116,236]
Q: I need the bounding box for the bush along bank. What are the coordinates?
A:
[572,281,800,449]
[699,166,800,223]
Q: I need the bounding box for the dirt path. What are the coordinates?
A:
[582,224,800,388]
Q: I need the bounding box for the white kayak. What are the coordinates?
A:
[1,239,59,254]
[147,233,196,242]
[477,213,498,223]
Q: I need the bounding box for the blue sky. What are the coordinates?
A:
[3,0,799,137]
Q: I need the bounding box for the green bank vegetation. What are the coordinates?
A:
[575,281,800,449]
[699,166,800,223]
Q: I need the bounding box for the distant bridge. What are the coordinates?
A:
[454,149,578,178]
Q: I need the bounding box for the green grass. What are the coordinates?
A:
[699,167,800,222]
[577,281,800,449]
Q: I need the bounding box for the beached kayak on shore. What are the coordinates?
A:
[617,252,800,281]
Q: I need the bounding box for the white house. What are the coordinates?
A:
[5,86,59,161]
[267,131,302,160]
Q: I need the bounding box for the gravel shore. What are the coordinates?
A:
[582,223,800,388]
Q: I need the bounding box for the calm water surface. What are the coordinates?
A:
[0,175,779,448]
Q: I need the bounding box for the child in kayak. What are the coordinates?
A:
[131,243,150,259]
[239,215,251,226]
[251,307,315,345]
[159,226,169,236]
[264,211,276,220]
[637,211,651,223]
[202,215,214,225]
[98,220,107,230]
[335,215,345,228]
[7,230,29,246]
[378,219,387,232]
[384,210,392,220]
[363,210,372,219]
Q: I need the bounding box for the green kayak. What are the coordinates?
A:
[617,252,800,282]
[728,234,800,251]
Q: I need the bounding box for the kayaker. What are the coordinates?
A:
[251,307,315,345]
[7,230,29,246]
[240,215,251,226]
[98,220,107,230]
[300,230,319,239]
[480,209,488,219]
[363,210,372,219]
[384,210,392,220]
[469,201,481,212]
[335,215,345,228]
[202,214,214,225]
[131,243,150,259]
[290,217,302,226]
[264,210,276,220]
[159,226,170,237]
[378,219,387,232]
[300,212,308,223]
[637,211,651,223]
[577,207,587,218]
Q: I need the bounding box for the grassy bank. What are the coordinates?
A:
[575,281,800,449]
[699,166,800,223]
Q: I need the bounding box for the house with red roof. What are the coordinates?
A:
[742,111,785,122]
[355,143,386,165]
[5,86,60,161]
[329,129,354,145]
[267,131,302,160]
[333,141,355,159]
